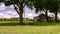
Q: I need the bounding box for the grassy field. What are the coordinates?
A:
[0,26,60,34]
[0,21,60,34]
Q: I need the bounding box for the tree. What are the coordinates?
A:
[31,0,49,22]
[0,0,33,24]
[31,0,60,22]
[45,0,60,22]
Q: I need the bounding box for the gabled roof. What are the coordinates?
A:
[34,13,55,18]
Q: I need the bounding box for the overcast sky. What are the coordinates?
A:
[0,3,60,19]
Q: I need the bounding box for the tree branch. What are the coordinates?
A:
[14,5,20,15]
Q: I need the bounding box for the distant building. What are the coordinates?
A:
[34,14,55,22]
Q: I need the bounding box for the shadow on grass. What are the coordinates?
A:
[0,22,59,26]
[28,22,60,26]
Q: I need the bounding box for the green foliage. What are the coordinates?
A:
[0,0,5,3]
[0,18,19,21]
[46,0,60,22]
[34,0,44,13]
[25,1,34,10]
[4,1,13,6]
[32,0,60,22]
[45,0,59,12]
[31,0,60,13]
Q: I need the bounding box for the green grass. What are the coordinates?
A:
[0,21,19,23]
[0,21,60,34]
[0,26,60,34]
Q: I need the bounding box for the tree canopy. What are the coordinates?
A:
[0,0,34,24]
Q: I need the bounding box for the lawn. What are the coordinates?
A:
[0,26,60,34]
[0,21,60,34]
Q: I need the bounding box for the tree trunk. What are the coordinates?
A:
[45,10,48,22]
[19,9,24,24]
[14,5,24,24]
[19,2,24,24]
[13,1,24,24]
[55,11,57,22]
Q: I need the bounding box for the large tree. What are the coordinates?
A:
[31,0,49,22]
[30,0,60,22]
[0,0,33,24]
[45,0,60,22]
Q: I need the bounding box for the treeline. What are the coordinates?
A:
[0,18,19,21]
[0,18,33,21]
